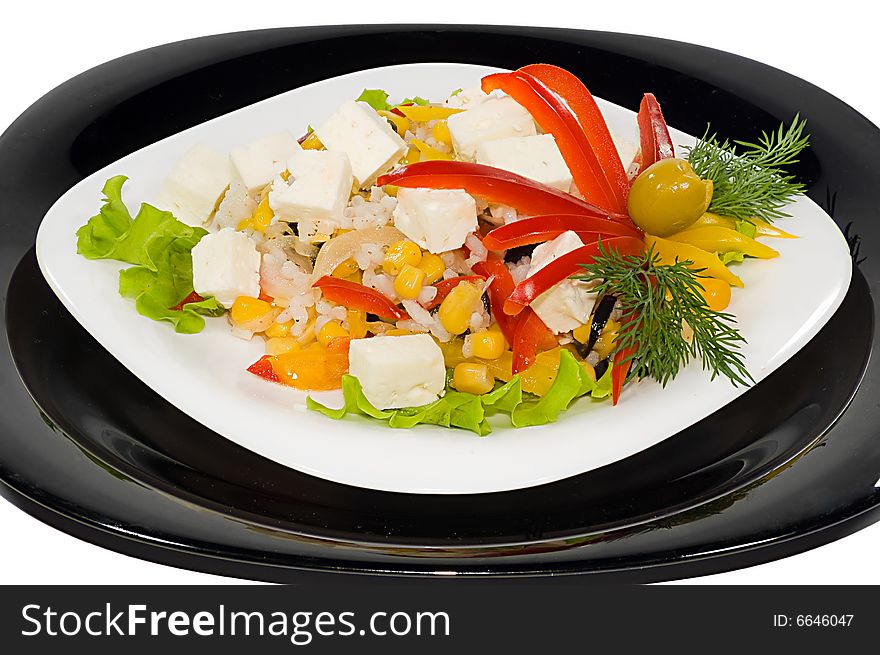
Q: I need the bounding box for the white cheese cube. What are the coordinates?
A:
[230,131,301,194]
[348,334,446,410]
[476,134,573,191]
[157,144,234,225]
[392,188,478,254]
[314,101,406,187]
[190,228,261,309]
[269,150,353,239]
[446,96,537,160]
[527,231,596,334]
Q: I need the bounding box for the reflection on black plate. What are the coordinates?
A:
[1,26,879,582]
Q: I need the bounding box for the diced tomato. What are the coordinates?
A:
[247,355,280,383]
[511,308,556,374]
[170,291,204,311]
[470,257,519,344]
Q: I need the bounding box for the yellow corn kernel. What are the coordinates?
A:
[377,109,410,136]
[418,252,445,284]
[432,120,452,146]
[265,320,293,338]
[453,362,495,395]
[332,257,360,279]
[347,310,367,339]
[300,132,323,150]
[383,184,399,197]
[317,320,348,347]
[438,281,482,336]
[237,195,274,232]
[230,296,273,325]
[411,138,453,161]
[404,145,421,165]
[469,330,506,360]
[265,337,300,356]
[394,264,426,300]
[385,328,417,336]
[280,169,291,182]
[383,240,422,275]
[593,319,620,359]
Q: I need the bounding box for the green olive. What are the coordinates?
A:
[627,158,713,237]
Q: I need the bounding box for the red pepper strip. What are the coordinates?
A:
[483,214,641,251]
[377,161,624,220]
[313,276,409,321]
[247,355,280,383]
[611,344,636,406]
[471,258,518,343]
[518,64,630,212]
[511,308,556,374]
[504,236,645,316]
[390,102,414,117]
[170,291,204,311]
[422,275,486,311]
[482,71,620,214]
[637,93,675,171]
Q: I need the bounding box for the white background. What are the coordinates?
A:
[1,0,877,584]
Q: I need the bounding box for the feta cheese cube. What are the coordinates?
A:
[269,150,353,239]
[191,228,261,309]
[348,334,446,410]
[314,101,406,187]
[476,134,573,191]
[527,231,597,334]
[392,188,478,254]
[446,97,537,160]
[157,144,234,225]
[230,131,301,194]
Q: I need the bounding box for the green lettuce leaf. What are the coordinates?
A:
[356,88,391,111]
[734,218,757,238]
[720,251,746,265]
[77,176,221,333]
[511,350,596,427]
[590,361,614,399]
[401,96,430,106]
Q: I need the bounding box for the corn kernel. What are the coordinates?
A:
[432,120,452,146]
[265,320,293,338]
[265,337,300,356]
[230,296,273,325]
[332,257,360,279]
[453,362,494,395]
[470,330,506,360]
[383,184,399,197]
[300,132,323,150]
[347,310,367,339]
[383,240,422,275]
[593,319,620,359]
[394,264,426,300]
[438,281,482,336]
[418,252,445,284]
[317,320,348,347]
[237,194,274,232]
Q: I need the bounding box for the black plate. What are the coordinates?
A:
[2,26,879,582]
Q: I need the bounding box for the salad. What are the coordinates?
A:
[76,63,808,434]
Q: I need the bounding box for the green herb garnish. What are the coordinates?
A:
[576,242,752,387]
[686,116,809,222]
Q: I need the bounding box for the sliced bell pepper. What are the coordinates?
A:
[410,138,453,161]
[504,236,646,315]
[517,64,630,213]
[170,291,205,311]
[511,308,556,374]
[694,212,797,239]
[645,235,744,287]
[471,257,519,343]
[483,214,641,251]
[637,93,674,170]
[396,105,463,121]
[422,275,486,310]
[611,344,636,406]
[247,355,280,383]
[482,70,624,215]
[667,225,779,259]
[313,276,409,321]
[377,161,623,220]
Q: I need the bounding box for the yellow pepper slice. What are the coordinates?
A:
[396,105,464,122]
[667,225,779,259]
[237,195,274,232]
[300,132,323,150]
[377,109,410,136]
[694,212,797,239]
[411,138,453,161]
[645,235,744,287]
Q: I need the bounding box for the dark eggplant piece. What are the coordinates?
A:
[585,294,616,352]
[503,243,537,263]
[593,357,610,381]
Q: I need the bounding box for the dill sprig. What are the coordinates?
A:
[576,243,753,387]
[686,116,810,222]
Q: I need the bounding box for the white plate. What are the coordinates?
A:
[36,63,852,494]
